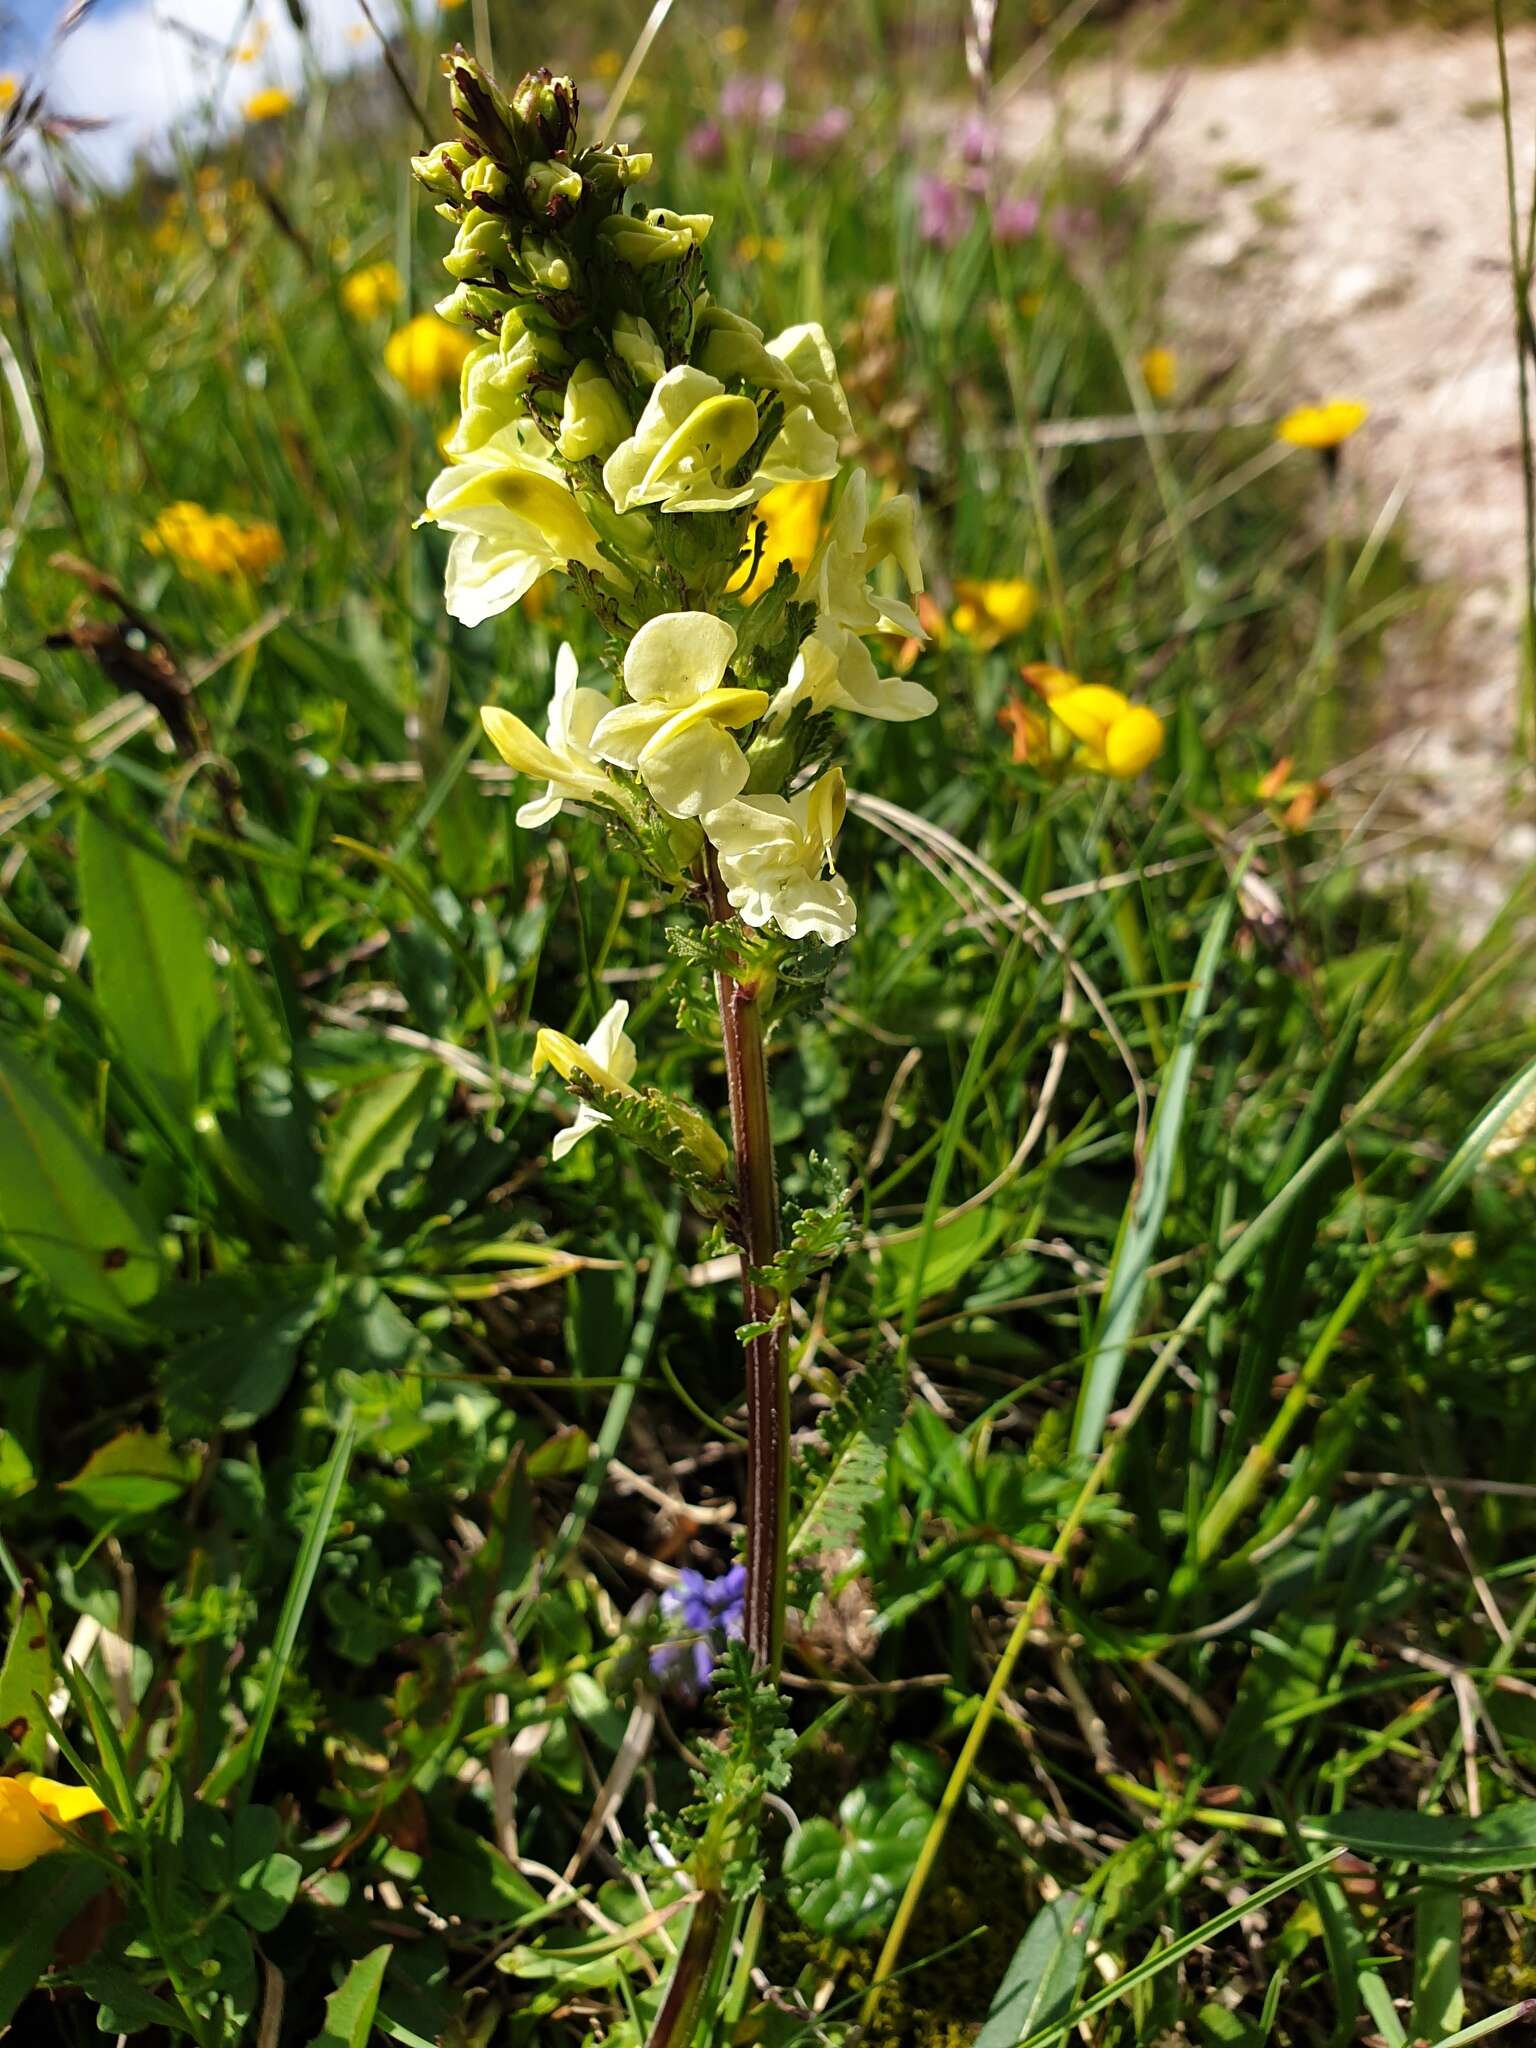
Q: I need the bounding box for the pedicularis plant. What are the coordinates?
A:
[414,49,938,2036]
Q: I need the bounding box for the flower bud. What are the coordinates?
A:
[447,49,520,168]
[612,312,666,384]
[461,155,513,205]
[525,159,584,223]
[412,137,473,201]
[510,67,578,159]
[443,207,510,281]
[599,207,711,268]
[558,359,631,462]
[436,279,519,328]
[520,234,576,294]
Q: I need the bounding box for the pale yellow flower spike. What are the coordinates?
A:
[0,1773,107,1873]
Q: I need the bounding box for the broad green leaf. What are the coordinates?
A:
[79,805,230,1126]
[0,1855,109,2025]
[1412,1882,1465,2040]
[783,1776,935,1942]
[0,1042,162,1332]
[311,1945,393,2048]
[161,1282,326,1434]
[60,1428,197,1523]
[231,1807,302,1933]
[1304,1803,1536,1877]
[322,1063,439,1220]
[0,1589,54,1770]
[976,1892,1091,2048]
[876,1203,1006,1312]
[0,1432,35,1503]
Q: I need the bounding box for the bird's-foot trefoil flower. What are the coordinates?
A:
[593,612,769,818]
[704,768,856,945]
[1276,398,1369,451]
[0,1773,108,1873]
[1022,666,1165,780]
[481,644,631,829]
[950,576,1036,648]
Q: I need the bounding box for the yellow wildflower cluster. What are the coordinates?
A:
[341,261,404,321]
[950,577,1037,650]
[0,1773,106,1873]
[1001,664,1164,781]
[143,502,283,580]
[385,314,474,401]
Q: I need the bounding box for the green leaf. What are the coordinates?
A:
[0,1041,163,1333]
[79,805,230,1126]
[161,1281,326,1434]
[1304,1803,1536,1877]
[1412,1881,1465,2040]
[1072,876,1239,1455]
[0,1589,55,1770]
[789,1355,904,1562]
[0,1432,35,1504]
[322,1063,439,1221]
[60,1428,197,1523]
[782,1776,935,1942]
[976,1892,1091,2048]
[231,1806,302,1932]
[0,1855,109,2025]
[311,1944,393,2048]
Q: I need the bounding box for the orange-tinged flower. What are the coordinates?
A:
[732,479,829,602]
[243,87,294,122]
[1276,399,1368,451]
[0,1774,107,1872]
[1141,346,1176,402]
[950,577,1036,649]
[385,314,473,401]
[341,260,404,321]
[143,502,283,579]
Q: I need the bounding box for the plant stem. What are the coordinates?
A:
[706,849,789,1674]
[644,1888,726,2048]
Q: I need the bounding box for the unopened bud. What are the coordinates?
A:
[520,234,576,294]
[510,68,578,159]
[462,156,513,205]
[599,207,711,269]
[612,312,667,384]
[557,359,631,462]
[447,48,519,167]
[525,159,584,223]
[444,207,511,281]
[411,138,473,201]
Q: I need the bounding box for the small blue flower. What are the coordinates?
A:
[651,1564,747,1698]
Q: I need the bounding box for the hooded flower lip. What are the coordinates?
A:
[532,999,639,1160]
[602,365,839,517]
[781,621,936,724]
[593,612,769,818]
[704,767,856,945]
[481,643,626,828]
[0,1773,107,1873]
[800,469,925,641]
[425,419,606,625]
[1276,398,1369,451]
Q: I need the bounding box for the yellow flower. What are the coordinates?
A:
[235,23,268,62]
[735,233,788,267]
[0,74,19,110]
[1141,347,1177,402]
[1030,670,1164,779]
[341,261,404,321]
[0,1774,107,1873]
[385,314,474,401]
[733,480,829,602]
[716,26,750,54]
[143,502,283,580]
[950,577,1036,649]
[1276,399,1369,451]
[243,87,294,122]
[592,47,625,80]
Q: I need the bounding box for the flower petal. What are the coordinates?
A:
[624,612,738,705]
[638,723,749,817]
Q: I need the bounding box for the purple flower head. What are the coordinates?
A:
[785,105,851,162]
[959,112,993,167]
[992,194,1041,245]
[916,174,974,249]
[688,119,726,165]
[651,1564,748,1700]
[719,73,785,125]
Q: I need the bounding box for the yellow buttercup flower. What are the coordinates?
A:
[950,577,1036,650]
[1141,347,1177,402]
[1276,399,1369,451]
[733,480,829,603]
[144,502,283,579]
[385,314,474,401]
[1028,669,1163,779]
[243,87,294,122]
[0,74,19,110]
[0,1774,107,1872]
[341,261,403,321]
